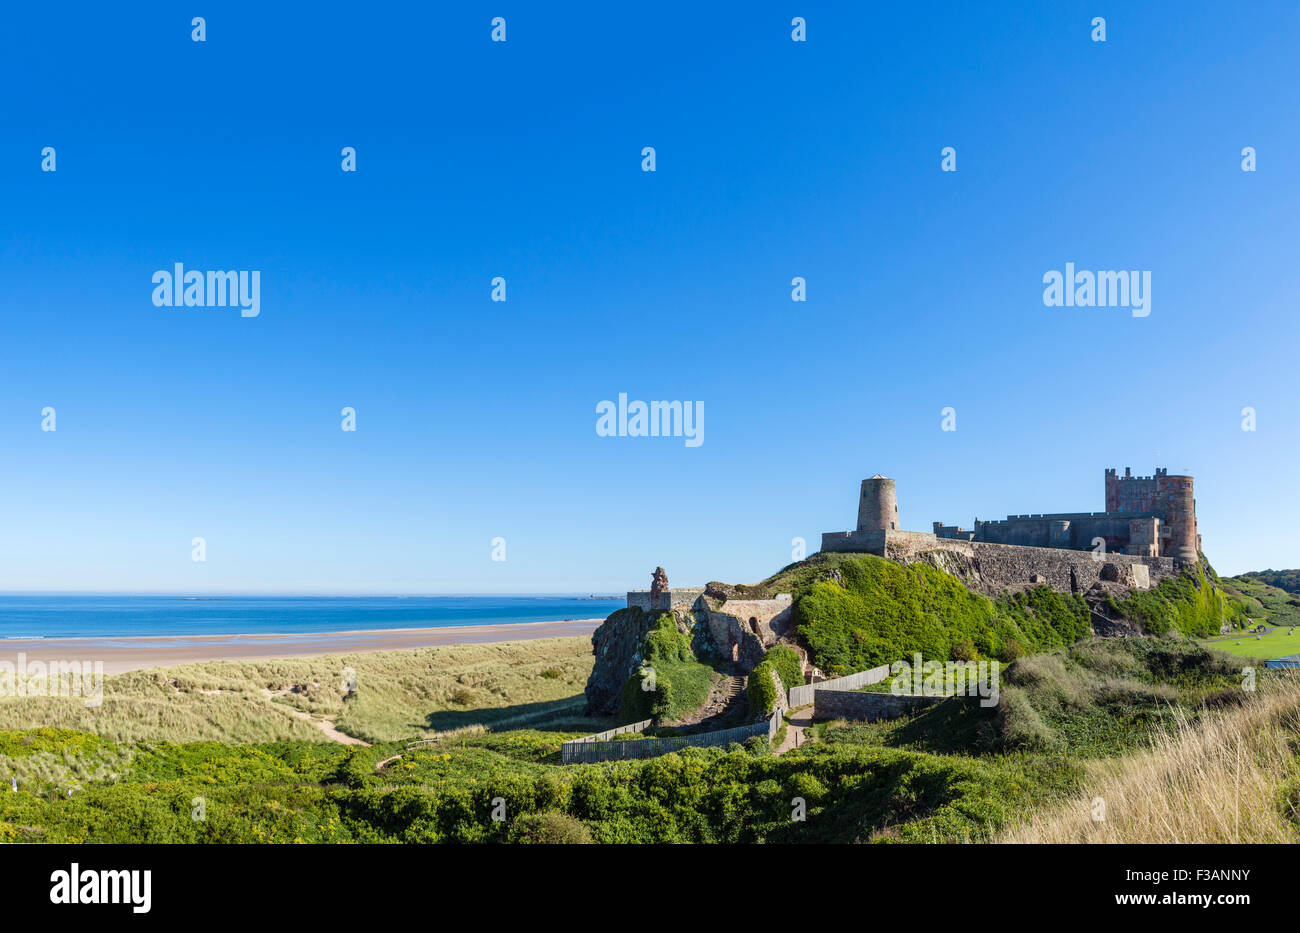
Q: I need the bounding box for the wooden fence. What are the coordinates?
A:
[787,663,892,707]
[561,714,778,764]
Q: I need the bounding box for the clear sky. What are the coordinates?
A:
[2,2,1298,593]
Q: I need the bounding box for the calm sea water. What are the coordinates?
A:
[0,595,625,639]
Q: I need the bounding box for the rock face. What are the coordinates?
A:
[584,584,799,716]
[650,567,669,597]
[583,607,657,716]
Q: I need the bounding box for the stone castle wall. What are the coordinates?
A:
[625,587,706,614]
[701,594,793,667]
[812,688,943,721]
[882,531,1177,595]
[822,528,1179,596]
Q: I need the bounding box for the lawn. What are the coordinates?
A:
[1199,627,1300,661]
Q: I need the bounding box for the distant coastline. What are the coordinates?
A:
[0,594,624,640]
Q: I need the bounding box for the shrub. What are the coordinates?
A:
[508,811,593,844]
[747,662,781,715]
[996,687,1058,750]
[762,646,804,689]
[1111,564,1251,637]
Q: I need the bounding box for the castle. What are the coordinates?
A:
[822,468,1199,563]
[817,467,1200,598]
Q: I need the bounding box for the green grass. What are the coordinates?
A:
[1198,627,1300,660]
[790,554,1090,674]
[1107,562,1251,638]
[616,613,718,723]
[2,636,1263,844]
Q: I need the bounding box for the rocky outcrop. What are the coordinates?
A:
[584,607,657,715]
[651,567,669,598]
[585,587,800,717]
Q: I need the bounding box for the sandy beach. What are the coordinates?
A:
[0,618,604,675]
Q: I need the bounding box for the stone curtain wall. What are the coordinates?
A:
[880,532,1179,594]
[626,592,655,613]
[787,663,892,707]
[625,587,707,612]
[820,529,1184,595]
[812,689,943,721]
[820,529,888,555]
[561,714,778,764]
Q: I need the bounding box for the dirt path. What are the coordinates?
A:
[774,705,815,755]
[259,688,370,746]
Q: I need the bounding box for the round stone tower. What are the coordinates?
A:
[1155,473,1198,562]
[857,475,900,532]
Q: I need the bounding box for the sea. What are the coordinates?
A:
[0,595,626,640]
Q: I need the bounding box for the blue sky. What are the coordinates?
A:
[1,1,1298,593]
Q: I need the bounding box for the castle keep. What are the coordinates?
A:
[931,467,1198,561]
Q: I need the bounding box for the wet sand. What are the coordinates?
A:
[0,619,603,675]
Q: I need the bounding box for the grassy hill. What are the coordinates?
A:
[788,553,1091,673]
[730,552,1250,674]
[1235,568,1300,594]
[1220,571,1300,629]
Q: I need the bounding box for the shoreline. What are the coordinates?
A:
[0,618,604,675]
